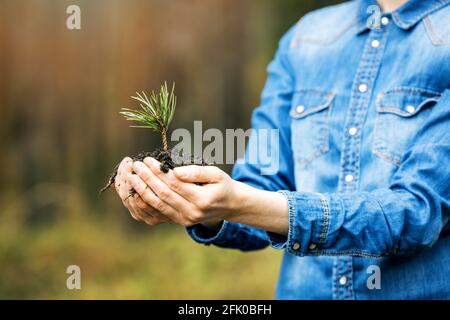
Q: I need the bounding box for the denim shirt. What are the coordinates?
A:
[187,0,450,299]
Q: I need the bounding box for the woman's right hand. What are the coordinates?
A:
[115,157,170,226]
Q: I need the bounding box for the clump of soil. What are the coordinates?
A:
[99,149,208,196]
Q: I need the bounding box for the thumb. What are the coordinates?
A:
[173,165,223,183]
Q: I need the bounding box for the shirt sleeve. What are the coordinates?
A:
[186,23,298,251]
[268,90,450,258]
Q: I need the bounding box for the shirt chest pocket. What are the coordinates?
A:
[290,90,335,167]
[372,87,441,166]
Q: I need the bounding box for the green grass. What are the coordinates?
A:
[0,213,281,299]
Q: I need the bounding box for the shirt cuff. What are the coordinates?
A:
[266,191,331,256]
[186,220,231,245]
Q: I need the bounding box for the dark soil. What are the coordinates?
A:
[99,148,208,196]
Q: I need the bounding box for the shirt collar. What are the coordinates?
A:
[356,0,450,33]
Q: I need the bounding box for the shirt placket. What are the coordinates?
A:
[332,15,391,300]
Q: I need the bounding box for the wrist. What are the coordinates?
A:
[228,181,289,235]
[228,180,254,218]
[227,181,265,225]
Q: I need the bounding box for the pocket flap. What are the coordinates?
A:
[376,88,441,117]
[290,90,335,119]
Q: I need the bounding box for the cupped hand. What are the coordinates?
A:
[128,158,242,227]
[114,157,170,226]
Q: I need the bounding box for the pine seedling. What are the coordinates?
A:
[120,82,176,152]
[99,82,177,195]
[100,81,209,196]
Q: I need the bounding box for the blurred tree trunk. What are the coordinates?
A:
[219,0,248,130]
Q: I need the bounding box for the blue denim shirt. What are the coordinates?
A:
[187,0,450,299]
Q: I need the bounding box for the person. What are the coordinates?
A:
[114,0,450,299]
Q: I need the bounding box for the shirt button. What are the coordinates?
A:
[381,17,390,26]
[358,84,368,93]
[296,105,305,114]
[292,242,300,251]
[345,174,354,183]
[308,243,317,250]
[348,127,358,136]
[371,40,380,48]
[406,105,416,114]
[339,276,348,285]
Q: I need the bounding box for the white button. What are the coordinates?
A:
[292,243,300,251]
[308,243,317,250]
[348,127,358,136]
[381,17,390,26]
[358,84,368,93]
[345,175,354,183]
[296,105,305,114]
[371,40,380,48]
[406,105,416,114]
[339,276,348,285]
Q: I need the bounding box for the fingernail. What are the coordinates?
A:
[145,157,158,168]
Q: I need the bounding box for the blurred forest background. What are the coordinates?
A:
[0,0,340,299]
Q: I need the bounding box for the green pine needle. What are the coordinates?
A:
[120,82,177,133]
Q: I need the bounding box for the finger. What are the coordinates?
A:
[117,158,133,200]
[129,197,168,227]
[118,157,133,177]
[132,161,192,212]
[133,197,171,226]
[129,196,147,219]
[132,194,156,216]
[116,175,131,201]
[127,197,144,222]
[173,165,224,183]
[132,194,170,222]
[144,157,200,201]
[116,178,133,210]
[143,216,168,226]
[128,173,180,220]
[119,171,135,203]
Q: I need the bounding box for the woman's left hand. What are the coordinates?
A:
[128,157,242,227]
